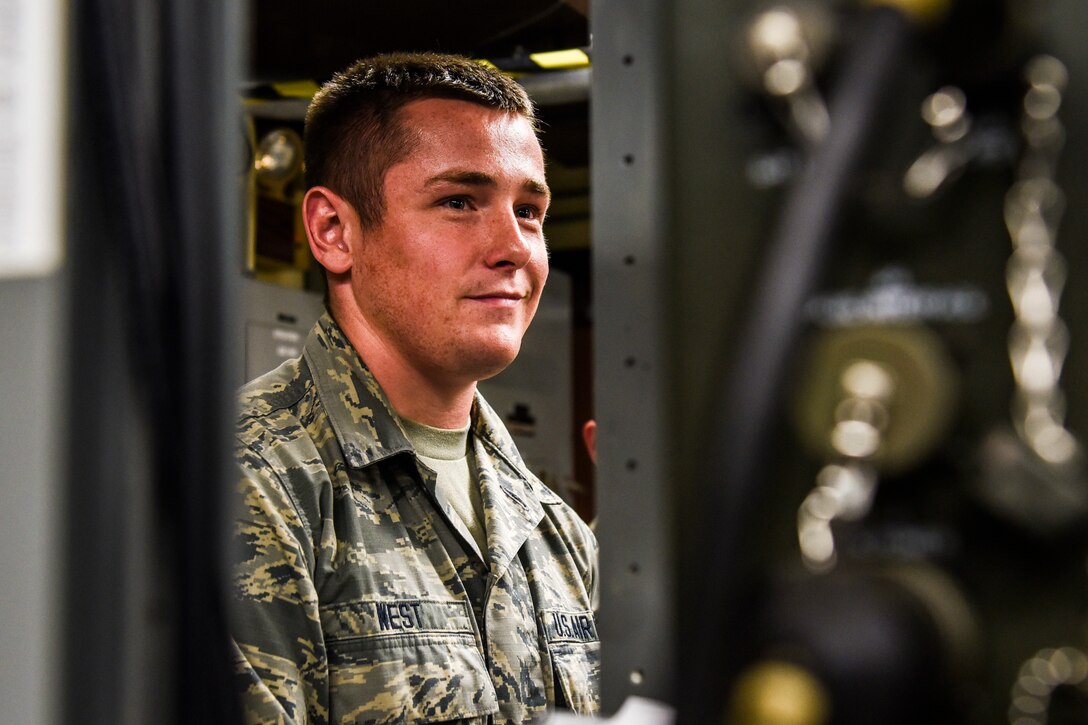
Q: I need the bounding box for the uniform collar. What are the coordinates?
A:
[303,311,562,510]
[304,311,412,468]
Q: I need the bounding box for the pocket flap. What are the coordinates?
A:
[539,608,602,717]
[321,599,497,724]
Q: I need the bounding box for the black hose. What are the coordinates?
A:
[677,7,915,723]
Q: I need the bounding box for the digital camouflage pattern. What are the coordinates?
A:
[231,312,600,724]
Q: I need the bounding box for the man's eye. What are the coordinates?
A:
[444,198,468,211]
[516,205,541,220]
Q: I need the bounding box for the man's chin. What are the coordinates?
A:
[466,344,522,382]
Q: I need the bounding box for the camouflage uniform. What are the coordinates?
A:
[231,312,600,724]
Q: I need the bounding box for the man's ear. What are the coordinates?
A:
[303,186,355,275]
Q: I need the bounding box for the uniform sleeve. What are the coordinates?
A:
[231,446,329,725]
[587,534,600,613]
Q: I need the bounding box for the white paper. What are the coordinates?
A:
[0,0,65,278]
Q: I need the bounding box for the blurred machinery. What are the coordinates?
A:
[592,0,1088,723]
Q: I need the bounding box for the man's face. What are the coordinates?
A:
[349,97,550,389]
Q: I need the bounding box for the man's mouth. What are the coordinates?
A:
[467,290,525,301]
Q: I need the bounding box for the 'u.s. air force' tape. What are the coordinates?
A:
[541,608,598,644]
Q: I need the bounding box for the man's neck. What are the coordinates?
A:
[332,306,475,429]
[382,372,475,429]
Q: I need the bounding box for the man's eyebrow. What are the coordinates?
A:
[425,170,497,188]
[523,178,551,200]
[424,171,551,200]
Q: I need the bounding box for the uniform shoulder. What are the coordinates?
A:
[542,491,596,546]
[238,357,309,417]
[236,356,322,450]
[536,480,599,607]
[234,355,336,542]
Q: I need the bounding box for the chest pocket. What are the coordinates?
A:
[322,598,498,724]
[540,608,602,716]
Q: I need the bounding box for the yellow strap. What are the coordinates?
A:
[271,80,320,99]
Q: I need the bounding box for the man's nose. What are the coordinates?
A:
[484,208,534,269]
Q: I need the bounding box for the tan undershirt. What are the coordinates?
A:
[400,417,487,557]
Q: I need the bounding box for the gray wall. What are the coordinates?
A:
[0,278,64,725]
